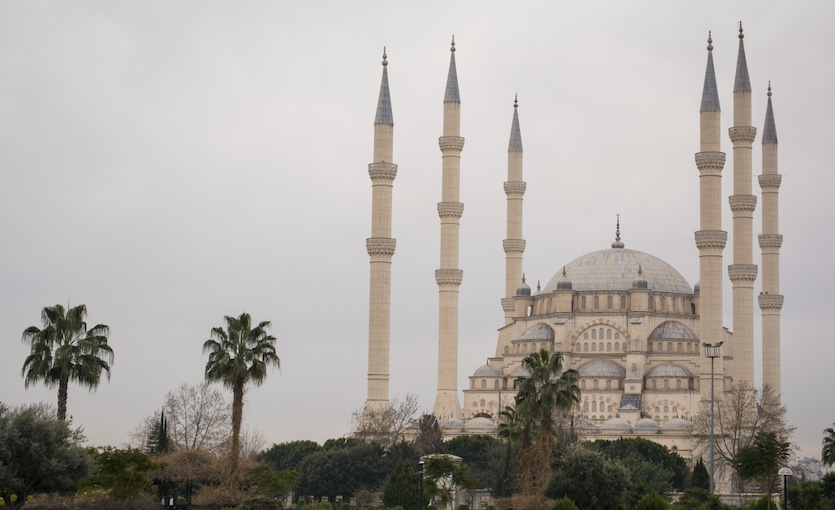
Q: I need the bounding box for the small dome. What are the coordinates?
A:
[510,365,531,378]
[632,264,648,289]
[647,363,692,378]
[578,360,626,378]
[600,417,632,430]
[464,417,498,432]
[634,418,660,429]
[440,418,464,432]
[516,275,531,297]
[520,323,555,341]
[473,364,502,377]
[649,321,698,340]
[533,281,543,296]
[556,266,573,290]
[664,418,694,430]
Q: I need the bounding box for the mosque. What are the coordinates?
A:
[363,26,783,458]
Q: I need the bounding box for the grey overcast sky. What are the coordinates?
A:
[1,1,833,461]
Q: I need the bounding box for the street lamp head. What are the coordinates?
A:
[778,467,793,477]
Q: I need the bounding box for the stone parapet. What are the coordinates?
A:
[368,162,398,182]
[695,230,728,250]
[502,238,527,254]
[366,237,397,257]
[695,151,726,173]
[758,173,783,189]
[435,269,464,286]
[503,181,527,196]
[728,125,757,144]
[758,293,784,310]
[728,264,758,283]
[438,136,465,153]
[758,234,783,249]
[437,202,465,218]
[729,194,757,212]
[501,298,515,313]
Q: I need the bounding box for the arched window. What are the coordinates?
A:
[514,344,519,353]
[480,398,486,407]
[607,342,612,351]
[523,344,528,353]
[657,342,663,352]
[631,363,637,372]
[677,342,682,352]
[676,379,682,389]
[663,379,670,389]
[661,296,666,310]
[687,343,692,353]
[608,405,613,412]
[606,379,612,390]
[615,332,620,339]
[607,329,612,339]
[593,380,599,390]
[598,342,604,351]
[593,296,599,309]
[667,342,673,352]
[584,342,589,351]
[673,407,678,414]
[575,342,581,351]
[582,296,587,309]
[481,379,486,389]
[620,295,627,309]
[541,343,547,352]
[503,378,508,389]
[592,401,597,412]
[607,295,613,309]
[615,342,620,351]
[584,332,589,339]
[592,343,597,352]
[623,342,628,351]
[583,401,589,411]
[581,380,586,390]
[494,380,500,389]
[649,297,655,311]
[651,380,657,389]
[599,328,604,338]
[591,329,597,340]
[663,405,669,412]
[504,345,509,354]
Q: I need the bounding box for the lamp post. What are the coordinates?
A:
[702,341,722,494]
[419,460,425,510]
[778,467,792,510]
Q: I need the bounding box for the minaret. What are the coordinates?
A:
[433,37,464,419]
[365,48,397,411]
[728,23,758,387]
[759,83,783,393]
[502,96,526,324]
[695,32,727,398]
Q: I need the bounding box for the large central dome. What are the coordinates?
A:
[543,247,693,294]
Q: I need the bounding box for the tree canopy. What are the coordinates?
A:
[545,444,630,510]
[0,403,89,510]
[20,304,113,421]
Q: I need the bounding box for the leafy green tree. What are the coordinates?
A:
[0,403,89,510]
[691,458,710,491]
[513,349,580,494]
[444,435,504,493]
[244,464,299,500]
[635,490,670,510]
[295,441,389,502]
[822,424,835,468]
[203,312,280,482]
[80,447,161,499]
[383,459,419,510]
[551,497,579,510]
[737,431,791,507]
[588,438,689,494]
[260,440,322,471]
[20,304,113,421]
[422,455,475,510]
[544,444,629,510]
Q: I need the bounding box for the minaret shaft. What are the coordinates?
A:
[728,28,757,387]
[696,35,726,399]
[434,40,464,419]
[759,87,782,393]
[503,103,525,322]
[366,53,396,410]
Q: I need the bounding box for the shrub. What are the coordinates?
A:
[457,505,469,510]
[635,490,670,510]
[242,496,281,510]
[551,497,579,510]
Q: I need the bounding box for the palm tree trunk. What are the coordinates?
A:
[230,378,244,484]
[57,377,69,420]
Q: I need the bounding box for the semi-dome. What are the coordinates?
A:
[600,417,632,430]
[634,418,661,429]
[663,418,694,430]
[473,364,502,377]
[649,321,698,340]
[464,417,499,432]
[647,363,692,378]
[543,247,693,294]
[520,323,555,341]
[578,360,626,378]
[510,365,531,378]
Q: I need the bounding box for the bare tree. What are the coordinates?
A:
[350,394,420,448]
[692,382,793,492]
[132,382,231,453]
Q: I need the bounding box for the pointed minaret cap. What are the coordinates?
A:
[444,36,461,103]
[762,82,778,144]
[733,22,752,93]
[611,214,625,249]
[701,32,721,112]
[508,94,523,152]
[374,47,393,126]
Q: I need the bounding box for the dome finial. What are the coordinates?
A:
[738,21,744,39]
[638,264,643,276]
[612,214,625,248]
[536,280,541,292]
[767,81,772,97]
[382,47,388,67]
[707,31,713,52]
[514,93,518,108]
[450,35,455,52]
[562,266,567,277]
[521,272,526,284]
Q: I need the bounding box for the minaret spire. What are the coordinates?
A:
[434,37,465,420]
[612,214,625,248]
[365,48,397,411]
[759,84,783,394]
[728,22,758,386]
[695,31,727,399]
[502,95,526,324]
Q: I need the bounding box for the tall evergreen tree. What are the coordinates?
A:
[383,459,420,510]
[691,458,710,490]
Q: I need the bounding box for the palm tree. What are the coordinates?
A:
[203,312,280,482]
[21,304,113,421]
[823,424,835,468]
